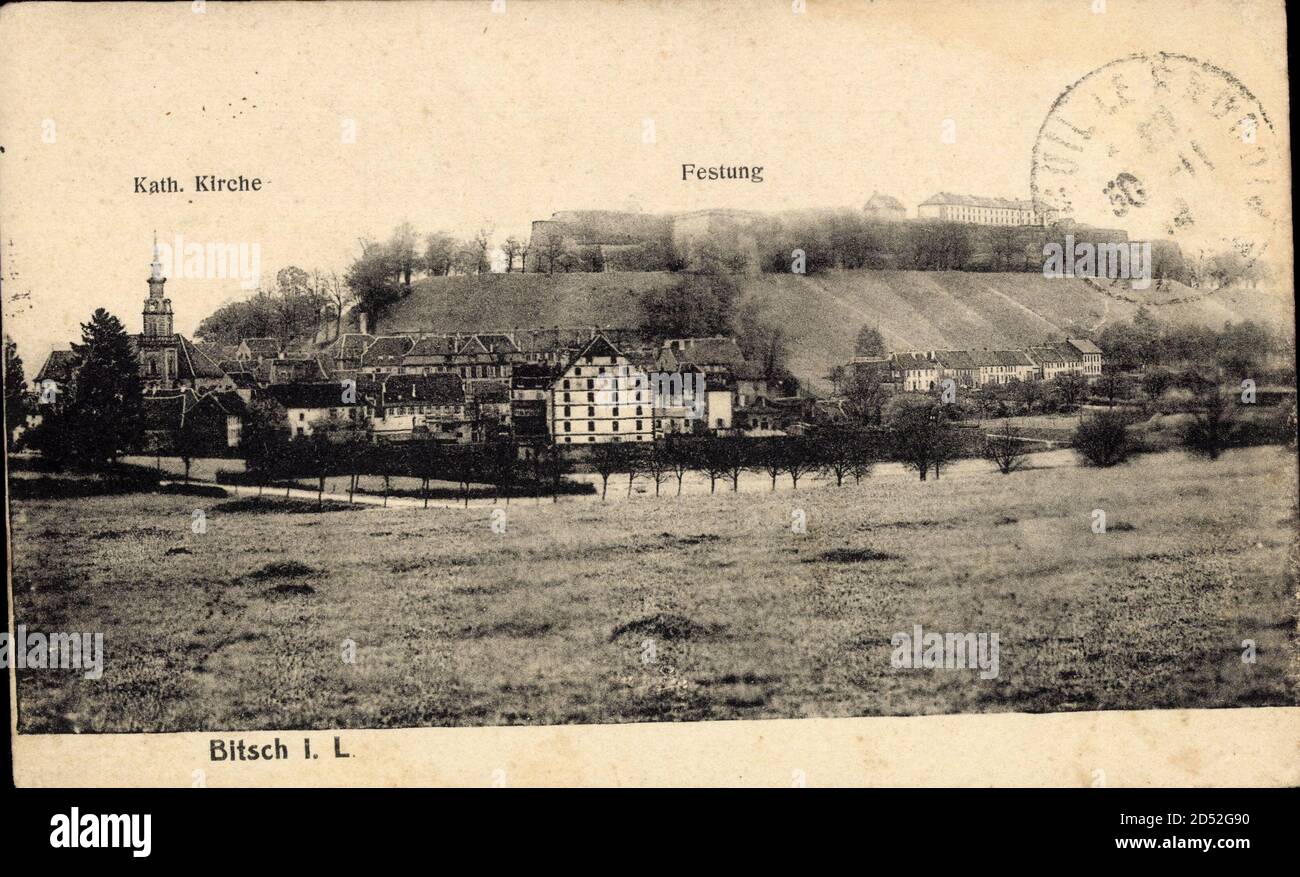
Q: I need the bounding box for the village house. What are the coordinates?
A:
[235,336,283,364]
[548,334,652,444]
[892,352,940,392]
[863,192,907,221]
[1067,338,1104,377]
[139,388,246,455]
[358,335,414,376]
[31,349,78,416]
[1025,346,1070,382]
[368,373,467,442]
[931,350,978,387]
[467,383,513,441]
[972,349,1038,385]
[509,363,556,441]
[263,383,371,438]
[454,333,524,390]
[325,333,376,376]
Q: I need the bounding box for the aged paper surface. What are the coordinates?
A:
[2,0,1295,787]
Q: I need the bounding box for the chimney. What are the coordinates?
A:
[359,313,368,336]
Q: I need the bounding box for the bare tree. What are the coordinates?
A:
[424,232,456,277]
[784,437,821,489]
[589,442,621,501]
[320,270,353,341]
[501,236,523,273]
[470,227,493,275]
[642,443,672,497]
[389,222,421,288]
[983,422,1029,474]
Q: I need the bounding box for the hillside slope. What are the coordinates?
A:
[372,270,1293,390]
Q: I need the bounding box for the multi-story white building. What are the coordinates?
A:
[917,193,1058,226]
[548,334,653,444]
[1067,338,1104,378]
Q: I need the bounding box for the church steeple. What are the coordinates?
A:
[143,232,173,337]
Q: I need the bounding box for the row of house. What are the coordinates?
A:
[852,339,1103,392]
[234,332,778,446]
[26,242,829,452]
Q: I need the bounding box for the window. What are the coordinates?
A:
[298,412,305,421]
[612,407,619,417]
[563,379,570,390]
[635,420,643,431]
[612,421,619,432]
[636,406,642,416]
[564,406,571,417]
[564,422,571,432]
[563,392,571,403]
[574,367,582,376]
[588,421,594,431]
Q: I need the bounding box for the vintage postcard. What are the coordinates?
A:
[1,0,1295,790]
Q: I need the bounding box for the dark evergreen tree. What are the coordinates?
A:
[4,335,28,446]
[66,309,145,467]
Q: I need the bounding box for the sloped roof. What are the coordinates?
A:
[177,336,227,380]
[265,382,365,409]
[1053,342,1083,362]
[359,335,414,368]
[562,334,624,372]
[1025,346,1065,365]
[196,342,238,362]
[471,333,520,355]
[1067,337,1102,355]
[665,337,745,368]
[932,350,976,370]
[240,337,282,358]
[196,390,248,417]
[919,192,1035,210]
[142,390,197,430]
[891,352,935,370]
[330,333,376,356]
[379,373,464,407]
[405,335,459,358]
[34,349,77,384]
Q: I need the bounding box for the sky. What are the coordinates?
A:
[0,0,1290,371]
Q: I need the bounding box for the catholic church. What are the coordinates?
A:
[134,236,230,392]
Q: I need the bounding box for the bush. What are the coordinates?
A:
[1073,410,1131,467]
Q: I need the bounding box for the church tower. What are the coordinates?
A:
[143,232,173,338]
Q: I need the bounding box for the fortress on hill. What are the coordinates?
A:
[524,195,1117,274]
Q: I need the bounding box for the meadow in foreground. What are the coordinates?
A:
[9,446,1297,732]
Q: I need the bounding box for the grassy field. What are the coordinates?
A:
[9,445,1297,732]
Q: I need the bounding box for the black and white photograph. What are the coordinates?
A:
[1,0,1295,794]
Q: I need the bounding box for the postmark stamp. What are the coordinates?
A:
[1031,52,1280,279]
